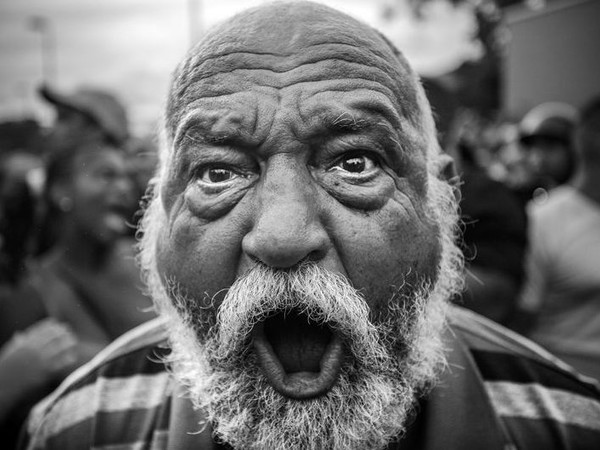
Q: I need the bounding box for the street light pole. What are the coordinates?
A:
[187,0,203,47]
[29,15,57,86]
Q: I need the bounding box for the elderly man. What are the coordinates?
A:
[21,3,600,450]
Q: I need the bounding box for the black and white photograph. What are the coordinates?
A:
[1,1,599,448]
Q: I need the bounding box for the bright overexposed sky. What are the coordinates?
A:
[0,0,482,136]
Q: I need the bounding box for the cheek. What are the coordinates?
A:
[332,204,441,315]
[155,210,244,302]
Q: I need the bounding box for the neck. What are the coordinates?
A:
[572,168,600,206]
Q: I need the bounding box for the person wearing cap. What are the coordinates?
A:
[0,89,151,448]
[0,138,155,449]
[515,95,600,381]
[35,84,135,253]
[517,102,577,202]
[20,3,600,450]
[40,84,129,154]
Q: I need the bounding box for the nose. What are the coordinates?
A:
[242,157,330,269]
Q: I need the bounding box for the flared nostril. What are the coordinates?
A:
[242,223,329,269]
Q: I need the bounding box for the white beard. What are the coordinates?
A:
[139,173,464,450]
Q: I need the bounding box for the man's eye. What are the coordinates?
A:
[334,154,378,174]
[198,167,238,184]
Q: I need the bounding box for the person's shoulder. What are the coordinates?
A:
[23,317,173,450]
[528,185,578,218]
[449,306,600,449]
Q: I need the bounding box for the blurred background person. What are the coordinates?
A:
[513,95,600,381]
[38,84,129,156]
[24,85,152,343]
[455,138,527,325]
[0,86,154,448]
[0,152,79,449]
[0,319,79,449]
[424,84,528,325]
[34,85,134,254]
[24,139,153,341]
[515,101,578,204]
[0,154,39,287]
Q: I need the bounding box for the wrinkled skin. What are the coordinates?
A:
[154,2,446,399]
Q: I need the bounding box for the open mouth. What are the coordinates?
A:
[103,211,127,234]
[251,309,344,399]
[103,203,131,234]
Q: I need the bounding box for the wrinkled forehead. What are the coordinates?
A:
[165,2,432,143]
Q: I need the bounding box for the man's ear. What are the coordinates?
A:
[434,153,461,203]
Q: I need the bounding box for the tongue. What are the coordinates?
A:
[252,311,345,399]
[264,311,331,373]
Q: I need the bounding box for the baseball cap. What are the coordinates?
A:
[519,102,577,147]
[40,84,129,146]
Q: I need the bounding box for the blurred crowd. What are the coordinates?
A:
[0,79,599,447]
[440,92,600,387]
[0,85,157,447]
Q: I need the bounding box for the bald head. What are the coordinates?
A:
[165,1,436,154]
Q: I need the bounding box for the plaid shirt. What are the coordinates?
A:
[20,307,600,450]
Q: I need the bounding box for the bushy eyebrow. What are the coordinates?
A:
[320,112,402,143]
[315,112,412,170]
[178,125,250,150]
[327,112,370,133]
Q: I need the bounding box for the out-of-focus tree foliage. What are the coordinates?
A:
[385,0,510,134]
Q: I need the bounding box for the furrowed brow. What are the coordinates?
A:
[178,125,248,149]
[326,112,372,134]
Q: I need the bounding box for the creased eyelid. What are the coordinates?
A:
[196,166,240,185]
